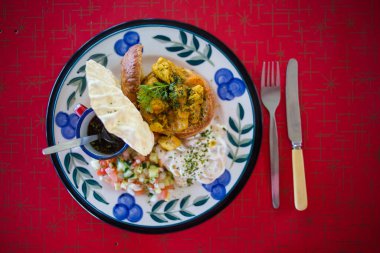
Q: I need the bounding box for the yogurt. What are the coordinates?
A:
[156,124,228,186]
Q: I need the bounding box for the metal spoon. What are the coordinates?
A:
[42,128,116,155]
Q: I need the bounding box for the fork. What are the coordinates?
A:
[261,61,281,209]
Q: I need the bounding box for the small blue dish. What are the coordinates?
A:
[75,108,128,160]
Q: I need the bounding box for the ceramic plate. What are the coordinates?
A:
[46,19,262,233]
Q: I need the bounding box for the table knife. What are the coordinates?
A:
[286,58,308,211]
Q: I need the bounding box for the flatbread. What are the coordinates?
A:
[85,60,154,156]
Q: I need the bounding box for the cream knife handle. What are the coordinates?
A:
[292,148,307,211]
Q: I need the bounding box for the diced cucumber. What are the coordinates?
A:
[124,170,133,178]
[117,160,129,172]
[149,165,159,178]
[120,181,128,190]
[114,182,121,191]
[128,173,137,180]
[135,166,143,175]
[149,152,159,164]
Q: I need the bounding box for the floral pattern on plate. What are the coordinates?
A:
[46,20,261,233]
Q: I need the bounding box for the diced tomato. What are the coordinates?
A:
[159,189,169,200]
[105,167,118,183]
[134,189,146,196]
[99,160,109,168]
[164,185,175,190]
[131,160,141,167]
[99,158,117,168]
[109,157,117,162]
[97,168,107,176]
[135,155,146,162]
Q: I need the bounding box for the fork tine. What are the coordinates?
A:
[271,62,275,86]
[267,61,270,86]
[261,62,266,88]
[276,61,280,87]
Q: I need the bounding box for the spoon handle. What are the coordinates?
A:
[42,135,99,155]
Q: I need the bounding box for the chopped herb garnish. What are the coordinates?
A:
[137,79,179,113]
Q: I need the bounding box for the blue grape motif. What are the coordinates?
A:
[214,68,246,101]
[55,111,79,139]
[210,184,226,200]
[113,193,143,222]
[202,169,231,200]
[114,31,141,56]
[127,205,143,223]
[113,203,129,220]
[118,193,135,209]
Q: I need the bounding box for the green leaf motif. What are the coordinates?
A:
[186,58,205,66]
[150,213,168,223]
[166,46,185,52]
[86,179,102,188]
[153,32,213,66]
[192,35,200,50]
[65,151,106,205]
[67,76,83,86]
[178,50,193,57]
[79,78,87,97]
[165,213,181,221]
[227,131,239,147]
[179,30,187,45]
[77,167,93,178]
[70,153,88,164]
[239,138,252,147]
[93,191,109,205]
[164,199,179,212]
[82,182,88,199]
[77,65,86,74]
[73,167,79,189]
[193,195,209,206]
[67,91,76,110]
[229,117,239,133]
[152,200,165,212]
[88,54,108,67]
[180,195,191,209]
[235,154,249,163]
[237,103,244,120]
[153,35,172,42]
[179,210,195,217]
[203,44,212,59]
[149,195,211,223]
[228,151,235,160]
[64,153,71,174]
[206,44,212,59]
[241,124,254,134]
[228,103,254,169]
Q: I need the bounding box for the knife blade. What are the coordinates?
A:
[286,58,308,211]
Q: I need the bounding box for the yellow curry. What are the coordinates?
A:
[137,57,207,148]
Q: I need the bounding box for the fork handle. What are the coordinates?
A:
[269,114,280,209]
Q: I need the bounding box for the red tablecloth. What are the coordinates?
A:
[1,0,379,252]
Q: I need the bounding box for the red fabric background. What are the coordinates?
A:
[1,0,379,252]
